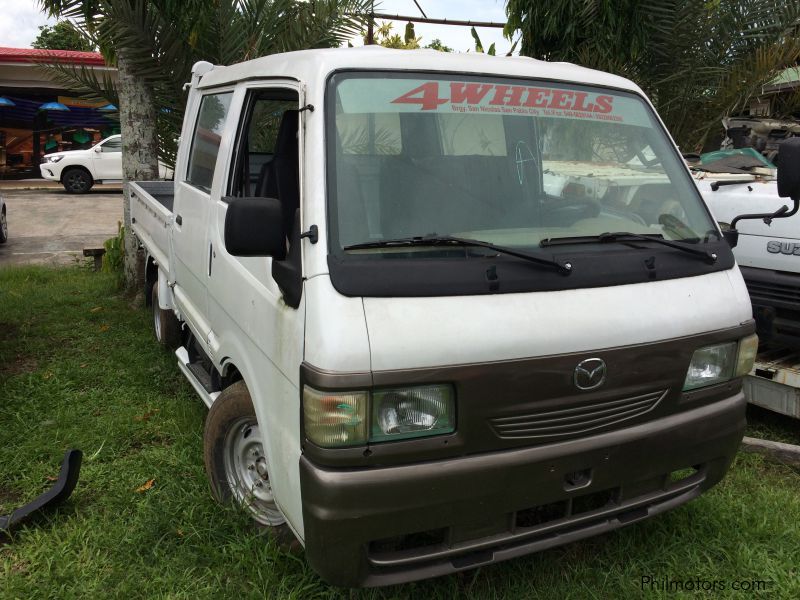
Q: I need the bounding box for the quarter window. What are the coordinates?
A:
[100,137,122,153]
[186,92,233,192]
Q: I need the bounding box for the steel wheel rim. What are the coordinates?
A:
[153,302,162,341]
[223,418,285,526]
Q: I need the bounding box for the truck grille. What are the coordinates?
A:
[490,390,667,440]
[746,279,800,308]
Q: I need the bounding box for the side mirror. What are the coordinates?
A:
[223,197,286,259]
[722,228,739,248]
[728,137,800,232]
[777,137,800,199]
[94,146,101,153]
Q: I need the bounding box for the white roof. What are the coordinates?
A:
[198,46,643,95]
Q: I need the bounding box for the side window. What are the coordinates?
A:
[101,137,122,153]
[228,88,304,307]
[229,89,298,198]
[186,92,233,193]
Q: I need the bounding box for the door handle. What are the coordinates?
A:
[175,214,182,226]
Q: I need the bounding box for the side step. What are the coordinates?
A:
[176,346,219,409]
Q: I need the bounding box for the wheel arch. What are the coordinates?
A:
[219,359,243,389]
[59,164,93,183]
[145,256,159,307]
[210,331,306,540]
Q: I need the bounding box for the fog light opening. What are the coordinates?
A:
[668,466,699,485]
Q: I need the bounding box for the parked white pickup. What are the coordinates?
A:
[40,134,172,193]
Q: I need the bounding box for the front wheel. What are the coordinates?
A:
[62,168,93,194]
[204,382,292,537]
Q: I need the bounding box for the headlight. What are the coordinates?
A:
[372,385,455,442]
[683,335,759,391]
[303,384,455,448]
[45,155,64,163]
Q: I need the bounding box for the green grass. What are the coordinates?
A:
[745,405,800,446]
[2,265,800,598]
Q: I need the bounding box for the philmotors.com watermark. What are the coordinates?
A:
[641,575,773,593]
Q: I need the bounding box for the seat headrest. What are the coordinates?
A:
[274,109,299,156]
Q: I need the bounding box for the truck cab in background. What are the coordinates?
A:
[131,48,758,587]
[698,138,800,418]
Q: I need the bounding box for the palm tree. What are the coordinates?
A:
[504,0,800,151]
[39,0,370,288]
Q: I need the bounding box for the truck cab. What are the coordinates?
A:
[697,140,800,418]
[131,47,757,587]
[698,176,800,348]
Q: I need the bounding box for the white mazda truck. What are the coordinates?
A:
[129,47,769,587]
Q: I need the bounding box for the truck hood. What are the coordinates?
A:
[43,148,94,160]
[362,269,752,371]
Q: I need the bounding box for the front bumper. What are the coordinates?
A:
[39,163,60,181]
[300,391,746,587]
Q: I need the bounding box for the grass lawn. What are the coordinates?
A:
[2,265,800,599]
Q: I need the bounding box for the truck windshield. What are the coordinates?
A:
[327,73,717,254]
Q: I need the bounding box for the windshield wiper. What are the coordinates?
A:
[540,232,718,264]
[344,234,573,274]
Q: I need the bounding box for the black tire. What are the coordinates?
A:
[151,283,182,349]
[62,168,93,194]
[0,208,7,244]
[204,381,294,542]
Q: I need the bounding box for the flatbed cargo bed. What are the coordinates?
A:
[744,346,800,419]
[130,180,174,271]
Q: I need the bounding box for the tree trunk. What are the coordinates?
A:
[117,51,159,292]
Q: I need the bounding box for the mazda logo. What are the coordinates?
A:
[574,358,607,390]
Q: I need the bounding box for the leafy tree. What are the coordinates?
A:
[368,20,421,49]
[504,0,800,151]
[424,38,452,53]
[470,27,495,56]
[32,21,95,51]
[40,0,370,289]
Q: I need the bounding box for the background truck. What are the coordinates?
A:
[697,158,800,419]
[40,134,172,193]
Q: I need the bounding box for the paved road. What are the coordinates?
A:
[0,188,124,267]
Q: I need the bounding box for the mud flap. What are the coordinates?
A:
[0,449,82,532]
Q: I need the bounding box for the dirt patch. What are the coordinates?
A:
[0,321,20,342]
[0,353,38,377]
[0,487,22,514]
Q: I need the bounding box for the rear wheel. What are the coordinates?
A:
[151,282,181,349]
[0,208,7,244]
[204,381,293,539]
[62,168,93,194]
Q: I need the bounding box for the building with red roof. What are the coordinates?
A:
[0,46,117,178]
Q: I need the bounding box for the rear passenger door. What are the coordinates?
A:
[172,90,234,344]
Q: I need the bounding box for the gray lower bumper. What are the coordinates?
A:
[300,392,746,587]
